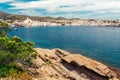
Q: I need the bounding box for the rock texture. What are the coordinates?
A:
[28,48,119,80]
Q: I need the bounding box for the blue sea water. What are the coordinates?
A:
[9,26,120,68]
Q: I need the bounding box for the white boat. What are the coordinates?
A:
[13,28,18,31]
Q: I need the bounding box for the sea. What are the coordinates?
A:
[9,26,120,68]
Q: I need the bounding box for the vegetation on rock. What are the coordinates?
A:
[0,21,37,79]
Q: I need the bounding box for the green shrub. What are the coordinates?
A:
[0,21,37,79]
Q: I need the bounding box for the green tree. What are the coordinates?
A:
[0,21,10,37]
[0,21,37,79]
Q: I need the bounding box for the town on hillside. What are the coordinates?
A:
[0,17,120,28]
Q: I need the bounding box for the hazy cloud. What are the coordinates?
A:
[0,0,14,3]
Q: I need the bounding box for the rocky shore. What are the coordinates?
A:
[18,48,120,80]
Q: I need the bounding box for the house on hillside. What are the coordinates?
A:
[0,19,3,26]
[0,19,3,22]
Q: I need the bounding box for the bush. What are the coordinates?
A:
[0,21,10,37]
[0,22,37,79]
[0,65,33,79]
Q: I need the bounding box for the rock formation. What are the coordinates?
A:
[21,48,120,80]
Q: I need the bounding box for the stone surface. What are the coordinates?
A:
[30,48,120,80]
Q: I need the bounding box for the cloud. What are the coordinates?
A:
[0,0,14,3]
[14,9,42,16]
[9,0,120,12]
[1,0,120,19]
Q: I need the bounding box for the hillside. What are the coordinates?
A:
[0,11,58,21]
[0,11,10,19]
[0,11,120,27]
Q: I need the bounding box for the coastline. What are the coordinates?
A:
[9,26,120,69]
[9,18,120,28]
[22,47,120,80]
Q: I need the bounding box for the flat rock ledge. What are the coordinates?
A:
[30,48,120,80]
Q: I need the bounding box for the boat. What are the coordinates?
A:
[13,28,18,31]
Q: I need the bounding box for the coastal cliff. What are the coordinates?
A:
[19,48,120,80]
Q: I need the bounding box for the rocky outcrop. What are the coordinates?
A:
[26,48,119,80]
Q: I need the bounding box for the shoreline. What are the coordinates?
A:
[9,18,120,28]
[34,47,120,69]
[9,27,120,69]
[11,25,120,28]
[29,48,120,80]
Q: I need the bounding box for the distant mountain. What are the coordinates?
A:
[0,11,28,20]
[0,11,119,22]
[0,11,10,18]
[0,11,65,21]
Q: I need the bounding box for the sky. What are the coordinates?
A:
[0,0,120,20]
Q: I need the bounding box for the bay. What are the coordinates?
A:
[9,26,120,68]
